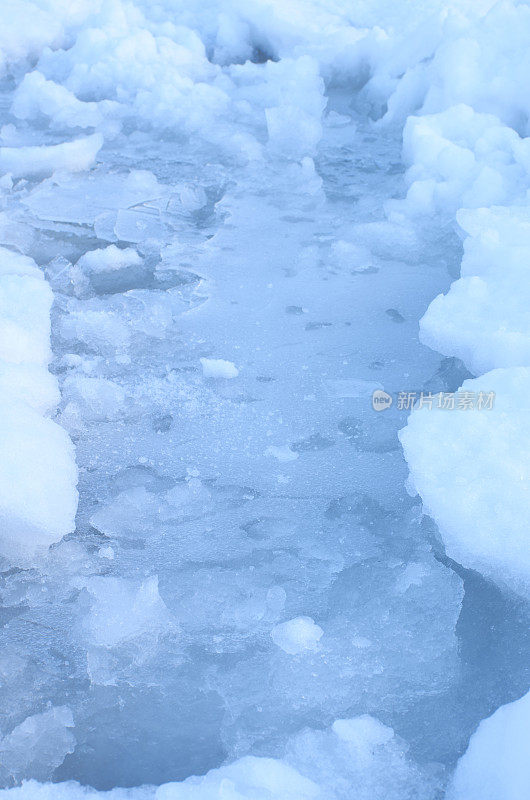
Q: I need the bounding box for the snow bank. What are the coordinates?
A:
[391,5,530,788]
[447,690,530,800]
[421,205,530,374]
[400,369,530,598]
[0,248,77,565]
[0,401,78,564]
[0,0,496,160]
[397,1,530,604]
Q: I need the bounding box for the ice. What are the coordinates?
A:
[0,706,75,784]
[60,309,131,354]
[0,0,528,796]
[23,169,167,228]
[264,444,299,462]
[62,376,126,423]
[0,715,442,799]
[0,785,152,800]
[447,690,530,800]
[0,135,103,179]
[82,576,174,649]
[89,486,165,541]
[77,246,142,275]
[266,105,322,161]
[271,617,323,655]
[284,716,443,800]
[200,358,239,379]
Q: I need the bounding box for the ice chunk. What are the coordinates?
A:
[400,368,530,598]
[200,358,239,378]
[114,207,165,245]
[0,400,78,565]
[89,487,160,540]
[59,309,130,354]
[350,220,421,263]
[271,617,323,655]
[0,706,75,783]
[77,246,147,294]
[62,375,126,422]
[83,576,174,648]
[447,691,530,800]
[330,241,374,272]
[22,169,166,227]
[402,106,519,216]
[77,246,141,275]
[0,134,102,178]
[285,715,443,800]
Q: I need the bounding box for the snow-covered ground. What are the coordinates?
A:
[0,1,529,798]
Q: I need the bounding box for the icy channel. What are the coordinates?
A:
[1,90,529,797]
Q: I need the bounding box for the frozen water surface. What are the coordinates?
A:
[0,2,530,798]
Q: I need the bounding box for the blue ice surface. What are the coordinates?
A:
[0,85,528,794]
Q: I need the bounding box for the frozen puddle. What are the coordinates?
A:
[0,88,528,799]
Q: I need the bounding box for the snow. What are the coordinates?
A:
[77,247,142,275]
[200,358,239,379]
[447,690,530,800]
[0,273,52,366]
[0,363,60,414]
[420,205,530,374]
[397,0,530,603]
[0,401,78,565]
[400,368,530,599]
[271,616,323,654]
[12,71,119,132]
[0,249,77,567]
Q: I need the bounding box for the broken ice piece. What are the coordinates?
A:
[200,358,239,379]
